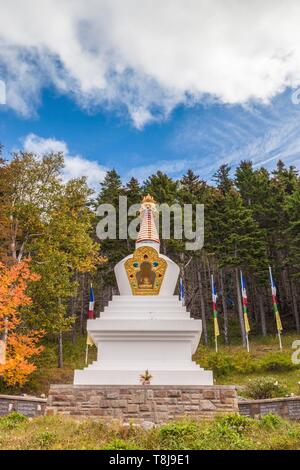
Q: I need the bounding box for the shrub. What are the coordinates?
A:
[103,438,140,450]
[34,431,57,449]
[159,422,198,449]
[206,353,236,377]
[0,412,28,430]
[205,352,258,378]
[230,351,258,374]
[215,413,253,434]
[258,353,296,373]
[259,413,285,429]
[198,415,253,450]
[245,377,288,399]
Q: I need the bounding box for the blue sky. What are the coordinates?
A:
[1,1,300,189]
[1,87,300,189]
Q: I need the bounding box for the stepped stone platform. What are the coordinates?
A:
[46,384,238,423]
[74,296,213,386]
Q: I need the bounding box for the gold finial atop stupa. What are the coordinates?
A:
[141,194,156,205]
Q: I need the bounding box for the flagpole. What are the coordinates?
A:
[85,343,89,365]
[278,331,283,352]
[86,283,95,364]
[179,278,185,306]
[269,266,283,352]
[88,283,95,320]
[211,274,220,352]
[240,270,250,353]
[245,332,250,353]
[211,274,216,352]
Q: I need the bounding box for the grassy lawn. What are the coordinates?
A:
[0,332,299,450]
[194,333,300,396]
[0,412,299,450]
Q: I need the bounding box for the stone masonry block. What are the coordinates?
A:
[200,400,217,411]
[167,390,182,398]
[127,404,139,413]
[46,385,238,423]
[106,392,120,399]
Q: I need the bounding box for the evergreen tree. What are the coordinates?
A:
[96,169,124,206]
[284,181,300,332]
[124,177,142,251]
[143,171,178,254]
[285,185,300,278]
[208,188,268,343]
[125,177,142,206]
[179,169,209,205]
[235,160,256,206]
[94,169,127,294]
[143,171,178,204]
[212,164,233,195]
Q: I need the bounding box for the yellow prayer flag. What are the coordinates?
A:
[275,311,283,333]
[244,314,251,334]
[214,317,220,337]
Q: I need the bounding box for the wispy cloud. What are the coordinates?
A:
[168,93,300,180]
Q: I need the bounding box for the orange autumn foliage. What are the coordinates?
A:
[0,260,44,387]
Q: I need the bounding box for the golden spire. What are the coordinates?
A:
[141,194,156,205]
[136,195,160,245]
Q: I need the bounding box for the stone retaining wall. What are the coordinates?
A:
[0,394,47,417]
[239,396,300,420]
[46,384,238,423]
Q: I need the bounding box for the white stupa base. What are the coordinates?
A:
[74,368,213,385]
[74,296,213,386]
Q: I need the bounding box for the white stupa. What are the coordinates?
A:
[74,195,213,385]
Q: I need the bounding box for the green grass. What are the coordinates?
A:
[193,333,300,396]
[0,412,299,450]
[0,332,300,450]
[0,331,299,397]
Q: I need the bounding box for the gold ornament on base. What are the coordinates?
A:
[125,246,167,295]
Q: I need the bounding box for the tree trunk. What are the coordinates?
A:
[220,268,229,345]
[249,277,258,326]
[197,267,208,345]
[281,269,290,320]
[160,239,167,255]
[235,267,246,346]
[72,295,77,344]
[290,280,300,332]
[79,274,85,335]
[258,288,267,336]
[10,214,17,261]
[0,318,8,364]
[58,331,63,368]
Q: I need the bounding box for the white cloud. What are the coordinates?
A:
[1,1,300,126]
[23,133,68,154]
[23,133,107,188]
[126,159,188,182]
